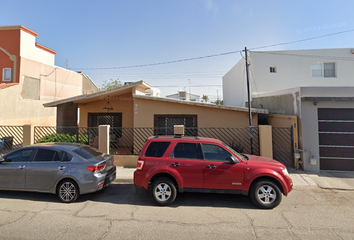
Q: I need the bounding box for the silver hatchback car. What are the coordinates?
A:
[0,143,116,203]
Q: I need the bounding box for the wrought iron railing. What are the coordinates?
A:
[34,126,99,149]
[272,127,294,167]
[0,125,23,156]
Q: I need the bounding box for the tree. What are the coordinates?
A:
[100,78,123,91]
[202,94,209,103]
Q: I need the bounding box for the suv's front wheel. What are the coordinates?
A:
[250,180,282,209]
[150,177,177,206]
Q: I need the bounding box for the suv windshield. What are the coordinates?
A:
[222,142,248,161]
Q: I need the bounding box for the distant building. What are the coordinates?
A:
[0,25,98,125]
[166,90,200,101]
[223,48,354,107]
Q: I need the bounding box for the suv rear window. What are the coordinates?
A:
[145,142,171,157]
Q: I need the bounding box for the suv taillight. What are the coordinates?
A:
[86,164,106,173]
[137,160,145,170]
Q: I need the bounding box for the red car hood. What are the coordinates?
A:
[244,154,284,167]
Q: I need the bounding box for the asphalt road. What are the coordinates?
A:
[0,184,354,240]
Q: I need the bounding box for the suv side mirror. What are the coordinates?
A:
[227,155,239,164]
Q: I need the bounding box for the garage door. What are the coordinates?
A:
[318,108,354,171]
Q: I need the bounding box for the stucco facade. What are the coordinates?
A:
[0,25,98,126]
[253,87,354,173]
[45,81,263,129]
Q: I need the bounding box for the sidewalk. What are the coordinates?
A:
[290,170,354,191]
[114,167,354,191]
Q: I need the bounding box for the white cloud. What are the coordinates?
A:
[204,0,218,14]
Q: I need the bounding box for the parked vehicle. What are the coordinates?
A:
[134,136,293,209]
[0,143,116,203]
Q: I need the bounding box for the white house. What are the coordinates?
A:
[223,48,354,107]
[223,48,354,173]
[166,90,200,102]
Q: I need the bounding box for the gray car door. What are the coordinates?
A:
[0,149,34,189]
[26,149,70,191]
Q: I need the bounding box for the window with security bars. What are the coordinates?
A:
[154,115,197,136]
[88,113,122,137]
[311,62,336,78]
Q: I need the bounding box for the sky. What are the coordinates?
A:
[2,0,354,101]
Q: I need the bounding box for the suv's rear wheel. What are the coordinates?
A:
[250,180,282,209]
[150,177,177,206]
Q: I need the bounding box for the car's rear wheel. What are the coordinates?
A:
[57,179,79,203]
[150,177,177,206]
[250,180,282,209]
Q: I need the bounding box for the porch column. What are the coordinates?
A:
[98,125,110,154]
[23,124,34,146]
[259,125,273,159]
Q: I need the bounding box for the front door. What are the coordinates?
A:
[201,143,244,190]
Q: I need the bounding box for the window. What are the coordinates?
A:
[4,149,33,162]
[154,114,197,136]
[145,142,171,157]
[311,62,336,78]
[2,68,12,82]
[270,66,277,73]
[33,149,61,162]
[171,142,201,159]
[201,144,232,161]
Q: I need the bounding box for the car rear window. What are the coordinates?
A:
[145,142,171,157]
[73,146,103,159]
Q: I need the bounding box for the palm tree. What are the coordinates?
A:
[202,94,209,103]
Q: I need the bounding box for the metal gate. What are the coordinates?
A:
[272,127,294,168]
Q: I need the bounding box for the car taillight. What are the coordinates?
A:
[137,160,144,170]
[86,164,106,173]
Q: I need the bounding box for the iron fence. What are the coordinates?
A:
[0,125,23,156]
[34,126,99,149]
[109,126,259,156]
[272,127,294,168]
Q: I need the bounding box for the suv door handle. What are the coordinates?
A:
[206,165,216,169]
[18,165,26,169]
[171,163,180,167]
[58,166,66,171]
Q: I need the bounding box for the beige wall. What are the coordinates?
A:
[20,58,84,101]
[0,85,56,126]
[133,98,258,128]
[78,93,134,127]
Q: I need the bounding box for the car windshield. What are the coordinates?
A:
[222,142,248,161]
[73,146,103,159]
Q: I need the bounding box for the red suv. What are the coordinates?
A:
[134,136,293,209]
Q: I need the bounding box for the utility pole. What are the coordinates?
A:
[244,47,254,154]
[188,79,191,101]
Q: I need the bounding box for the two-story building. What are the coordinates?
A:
[0,25,98,125]
[223,48,354,172]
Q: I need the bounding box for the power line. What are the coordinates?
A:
[249,28,354,50]
[71,28,354,70]
[251,51,354,61]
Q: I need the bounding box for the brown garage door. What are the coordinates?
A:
[318,108,354,171]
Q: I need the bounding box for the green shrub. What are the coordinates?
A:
[37,134,88,145]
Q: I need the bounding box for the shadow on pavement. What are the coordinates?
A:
[0,183,258,209]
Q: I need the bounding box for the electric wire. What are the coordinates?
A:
[71,28,354,70]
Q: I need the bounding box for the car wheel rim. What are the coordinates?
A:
[154,183,171,202]
[257,185,276,204]
[59,182,76,202]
